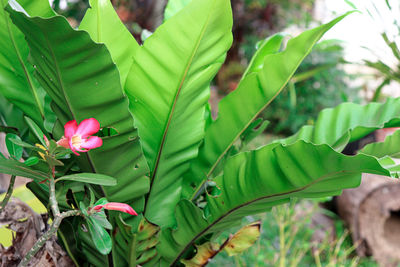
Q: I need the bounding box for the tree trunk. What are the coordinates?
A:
[336,173,400,266]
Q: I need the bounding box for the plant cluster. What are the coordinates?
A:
[0,0,400,266]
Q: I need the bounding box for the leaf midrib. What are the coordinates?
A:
[172,168,384,265]
[149,0,216,184]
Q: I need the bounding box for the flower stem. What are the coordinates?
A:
[0,175,16,213]
[18,209,80,267]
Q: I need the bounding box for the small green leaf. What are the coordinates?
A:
[80,201,89,217]
[5,134,23,160]
[86,217,112,255]
[89,187,95,207]
[94,197,109,206]
[56,173,117,186]
[90,211,113,230]
[0,157,48,181]
[24,116,46,147]
[24,156,39,166]
[7,137,44,151]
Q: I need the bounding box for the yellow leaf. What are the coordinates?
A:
[223,221,261,256]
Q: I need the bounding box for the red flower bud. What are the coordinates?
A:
[93,202,137,216]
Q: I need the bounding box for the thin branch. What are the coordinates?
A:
[0,175,16,213]
[48,169,60,216]
[19,166,79,267]
[18,209,80,267]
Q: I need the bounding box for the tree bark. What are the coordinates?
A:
[336,173,400,266]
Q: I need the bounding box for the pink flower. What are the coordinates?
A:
[57,118,103,155]
[93,202,138,216]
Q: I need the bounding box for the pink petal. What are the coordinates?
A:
[64,120,78,138]
[81,136,103,150]
[103,203,137,215]
[56,137,69,149]
[76,118,100,138]
[69,139,80,156]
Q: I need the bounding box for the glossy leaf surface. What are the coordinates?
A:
[57,173,117,186]
[91,211,113,230]
[125,0,233,227]
[276,97,400,151]
[8,6,150,208]
[183,14,351,199]
[155,141,391,266]
[79,0,140,87]
[86,214,113,255]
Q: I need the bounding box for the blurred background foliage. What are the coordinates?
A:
[361,0,400,102]
[263,39,360,135]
